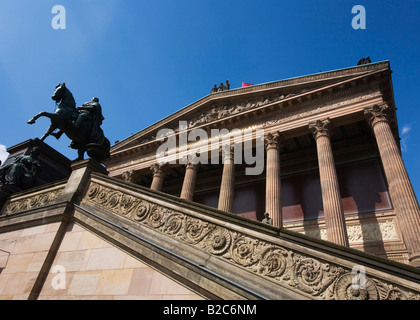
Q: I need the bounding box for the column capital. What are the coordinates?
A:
[122,169,140,184]
[309,118,332,140]
[180,157,198,201]
[364,104,391,128]
[219,144,235,162]
[264,132,283,150]
[150,163,167,177]
[185,157,200,170]
[180,154,200,169]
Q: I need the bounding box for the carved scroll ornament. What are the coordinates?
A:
[3,187,64,215]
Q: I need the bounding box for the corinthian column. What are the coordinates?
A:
[180,160,199,201]
[309,119,349,247]
[265,132,283,228]
[365,104,420,266]
[218,146,235,212]
[150,163,166,191]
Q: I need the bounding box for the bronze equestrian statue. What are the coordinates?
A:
[27,83,110,163]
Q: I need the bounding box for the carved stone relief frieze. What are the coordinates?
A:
[188,95,287,129]
[347,220,398,242]
[2,187,65,215]
[297,220,399,243]
[84,181,420,300]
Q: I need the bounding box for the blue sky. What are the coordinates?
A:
[0,0,419,197]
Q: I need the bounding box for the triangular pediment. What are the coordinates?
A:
[110,61,392,155]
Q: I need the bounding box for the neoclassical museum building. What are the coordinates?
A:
[0,60,419,300]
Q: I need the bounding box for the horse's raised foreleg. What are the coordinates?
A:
[27,111,56,124]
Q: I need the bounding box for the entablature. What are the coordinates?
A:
[105,64,395,177]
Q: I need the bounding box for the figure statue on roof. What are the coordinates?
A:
[357,57,371,65]
[210,84,218,93]
[211,81,231,93]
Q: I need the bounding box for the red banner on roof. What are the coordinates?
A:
[242,82,253,87]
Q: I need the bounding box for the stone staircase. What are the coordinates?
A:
[1,159,420,300]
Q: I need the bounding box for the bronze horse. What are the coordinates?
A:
[27,83,110,162]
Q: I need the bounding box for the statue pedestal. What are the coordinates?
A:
[57,158,108,204]
[86,143,110,163]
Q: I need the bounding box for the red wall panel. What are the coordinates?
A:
[194,159,391,223]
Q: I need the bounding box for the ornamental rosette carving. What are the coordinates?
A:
[334,273,379,300]
[83,181,420,300]
[206,227,231,255]
[133,202,152,221]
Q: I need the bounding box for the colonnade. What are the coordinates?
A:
[144,104,420,265]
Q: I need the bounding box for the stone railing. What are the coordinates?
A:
[81,173,420,300]
[1,182,66,216]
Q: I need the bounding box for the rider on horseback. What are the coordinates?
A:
[27,83,110,163]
